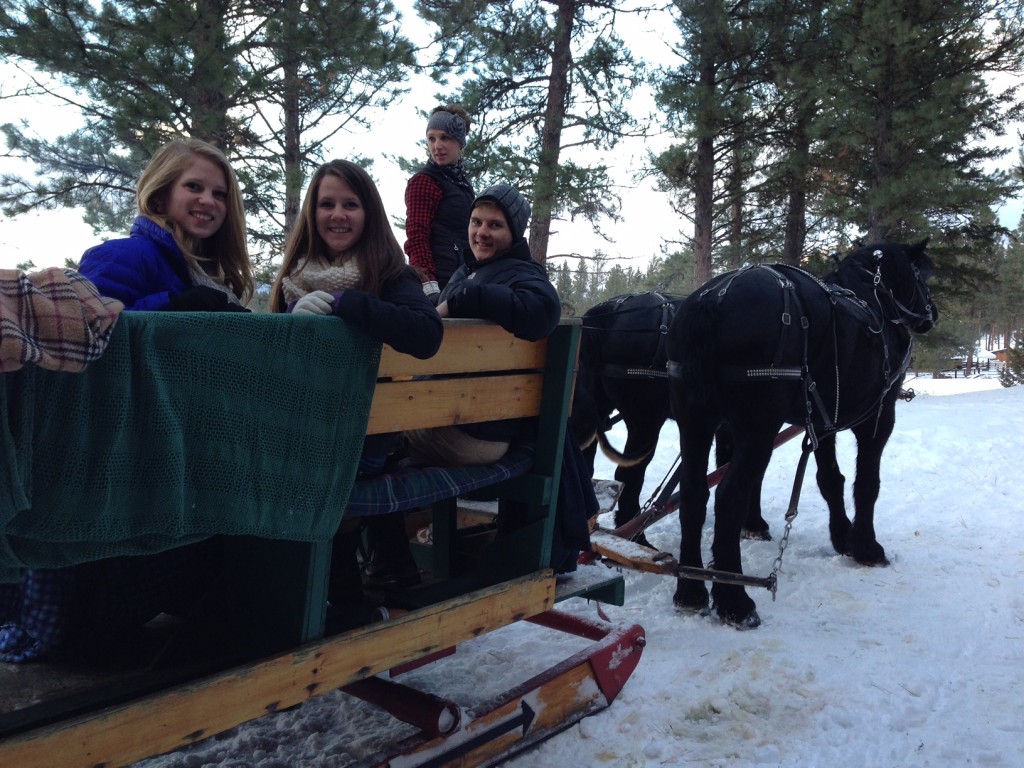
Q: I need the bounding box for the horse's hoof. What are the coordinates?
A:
[729,610,761,630]
[850,540,889,567]
[673,600,710,617]
[673,583,709,613]
[742,528,772,541]
[853,552,890,567]
[715,603,761,630]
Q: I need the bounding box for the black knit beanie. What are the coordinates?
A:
[472,183,531,241]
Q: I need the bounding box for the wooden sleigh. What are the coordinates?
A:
[0,315,644,767]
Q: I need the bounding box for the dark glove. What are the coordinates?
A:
[167,285,242,312]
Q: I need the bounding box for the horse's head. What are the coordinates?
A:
[849,239,938,334]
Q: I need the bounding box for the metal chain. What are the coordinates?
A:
[767,509,797,601]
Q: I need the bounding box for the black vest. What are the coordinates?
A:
[419,164,474,288]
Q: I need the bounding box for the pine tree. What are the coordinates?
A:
[818,0,1024,245]
[0,0,414,257]
[999,340,1024,386]
[408,0,648,263]
[654,0,1024,294]
[554,260,575,311]
[654,0,772,287]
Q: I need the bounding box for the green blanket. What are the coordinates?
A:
[0,312,381,582]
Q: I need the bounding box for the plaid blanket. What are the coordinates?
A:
[0,268,124,373]
[346,444,536,516]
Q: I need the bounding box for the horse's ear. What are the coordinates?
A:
[911,237,930,253]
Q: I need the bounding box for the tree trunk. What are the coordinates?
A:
[692,36,717,289]
[527,0,575,265]
[188,0,232,146]
[782,111,811,265]
[281,0,303,238]
[866,43,896,244]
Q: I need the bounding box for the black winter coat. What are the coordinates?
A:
[331,266,443,360]
[439,239,561,441]
[439,239,560,342]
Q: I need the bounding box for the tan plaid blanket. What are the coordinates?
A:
[0,268,124,373]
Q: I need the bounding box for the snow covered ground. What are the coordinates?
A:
[136,375,1024,768]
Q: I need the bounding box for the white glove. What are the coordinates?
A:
[292,290,334,315]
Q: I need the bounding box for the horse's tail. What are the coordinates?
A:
[596,430,655,467]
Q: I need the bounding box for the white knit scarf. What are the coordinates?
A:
[281,256,362,304]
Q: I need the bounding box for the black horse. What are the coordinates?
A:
[571,292,685,531]
[666,240,937,628]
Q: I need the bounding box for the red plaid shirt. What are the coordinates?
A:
[403,173,444,282]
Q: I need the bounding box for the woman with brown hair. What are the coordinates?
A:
[270,159,442,359]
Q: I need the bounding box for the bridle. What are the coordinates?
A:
[854,249,935,330]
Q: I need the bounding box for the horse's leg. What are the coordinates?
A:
[672,416,714,614]
[812,434,853,555]
[708,430,774,629]
[601,379,671,532]
[613,414,665,529]
[741,470,771,541]
[846,404,894,566]
[715,425,770,541]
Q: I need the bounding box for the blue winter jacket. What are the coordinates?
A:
[79,217,193,311]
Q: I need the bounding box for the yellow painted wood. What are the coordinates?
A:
[0,572,556,768]
[366,372,543,434]
[378,320,547,379]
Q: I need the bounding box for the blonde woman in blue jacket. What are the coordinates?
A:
[80,138,253,311]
